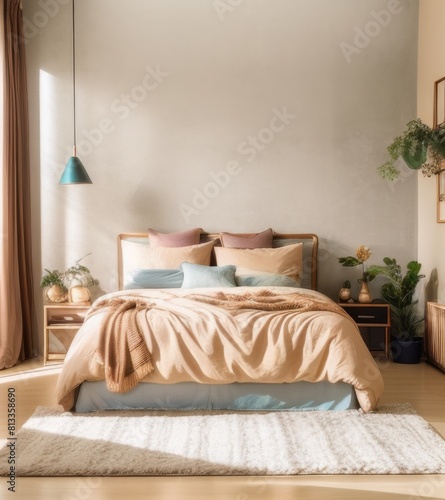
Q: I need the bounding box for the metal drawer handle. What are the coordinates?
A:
[357,315,376,319]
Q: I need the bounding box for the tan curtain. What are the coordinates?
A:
[0,0,37,369]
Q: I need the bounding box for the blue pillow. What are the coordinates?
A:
[125,269,184,289]
[181,263,237,288]
[235,274,300,287]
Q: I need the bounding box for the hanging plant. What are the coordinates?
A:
[378,119,445,180]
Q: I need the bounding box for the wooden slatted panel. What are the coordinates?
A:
[426,302,445,372]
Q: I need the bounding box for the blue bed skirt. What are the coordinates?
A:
[75,380,359,412]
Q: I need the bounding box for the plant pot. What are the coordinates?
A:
[68,286,91,304]
[45,285,68,303]
[391,336,423,364]
[401,144,427,170]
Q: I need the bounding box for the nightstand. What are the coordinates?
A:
[43,303,90,365]
[339,303,391,358]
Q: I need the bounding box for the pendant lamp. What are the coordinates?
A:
[60,0,92,185]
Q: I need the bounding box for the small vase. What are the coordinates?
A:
[338,288,351,302]
[358,281,372,303]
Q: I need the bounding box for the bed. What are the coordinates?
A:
[55,230,384,413]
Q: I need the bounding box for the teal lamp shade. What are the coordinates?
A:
[61,1,92,186]
[59,151,92,185]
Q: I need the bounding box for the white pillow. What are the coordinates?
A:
[121,240,214,277]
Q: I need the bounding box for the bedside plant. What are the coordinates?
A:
[63,264,99,289]
[40,269,68,303]
[338,245,373,303]
[63,253,99,304]
[41,254,99,304]
[377,119,445,181]
[367,258,425,363]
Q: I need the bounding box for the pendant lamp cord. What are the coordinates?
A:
[72,0,77,155]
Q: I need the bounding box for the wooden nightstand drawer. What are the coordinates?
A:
[342,305,389,325]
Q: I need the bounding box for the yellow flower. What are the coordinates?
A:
[356,245,371,263]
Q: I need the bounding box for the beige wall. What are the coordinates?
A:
[24,0,419,353]
[417,0,445,305]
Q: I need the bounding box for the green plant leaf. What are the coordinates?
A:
[431,125,445,158]
[367,258,424,338]
[338,256,361,267]
[383,257,395,266]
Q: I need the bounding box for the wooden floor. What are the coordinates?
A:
[0,356,444,500]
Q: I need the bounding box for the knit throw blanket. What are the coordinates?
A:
[186,289,347,316]
[86,298,154,393]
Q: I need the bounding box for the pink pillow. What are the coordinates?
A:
[148,228,202,247]
[220,228,273,249]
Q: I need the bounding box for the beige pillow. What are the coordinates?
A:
[214,243,303,283]
[121,240,214,277]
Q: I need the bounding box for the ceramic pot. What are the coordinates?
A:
[68,286,91,304]
[358,281,372,303]
[46,284,68,303]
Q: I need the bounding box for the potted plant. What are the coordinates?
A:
[41,254,99,304]
[338,245,373,303]
[63,254,99,304]
[40,269,68,303]
[378,119,445,181]
[367,258,425,363]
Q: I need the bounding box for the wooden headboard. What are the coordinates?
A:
[117,232,318,291]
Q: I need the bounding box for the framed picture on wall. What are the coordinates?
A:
[437,171,445,223]
[434,77,445,128]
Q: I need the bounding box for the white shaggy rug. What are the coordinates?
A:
[1,404,445,476]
